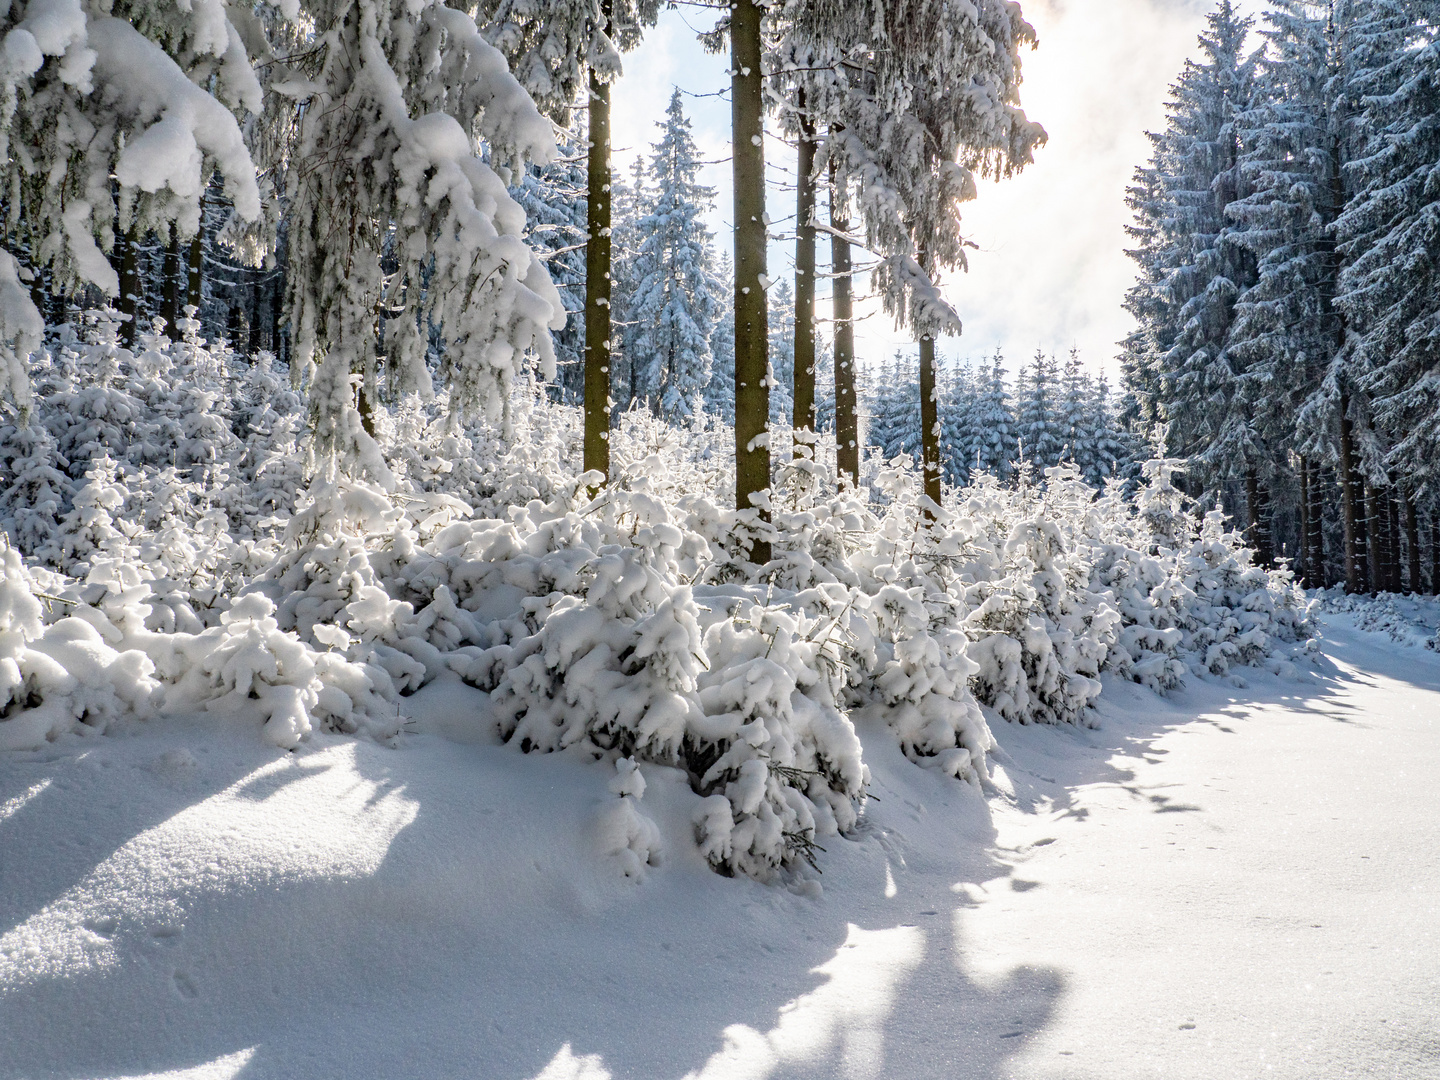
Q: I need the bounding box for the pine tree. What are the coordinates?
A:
[1016,349,1063,471]
[1336,2,1440,494]
[974,349,1017,479]
[480,0,659,489]
[768,279,796,430]
[704,254,736,423]
[1058,349,1096,479]
[272,0,567,472]
[629,89,720,421]
[1122,0,1259,487]
[512,128,589,404]
[0,0,264,374]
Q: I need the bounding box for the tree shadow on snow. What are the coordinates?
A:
[9,627,1431,1080]
[0,721,1069,1080]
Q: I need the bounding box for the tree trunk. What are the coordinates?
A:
[118,226,140,349]
[1298,459,1311,583]
[830,163,858,489]
[162,225,181,335]
[1431,515,1440,595]
[1339,396,1362,593]
[919,334,941,516]
[791,95,817,458]
[1387,486,1403,593]
[1244,468,1273,567]
[1364,480,1381,595]
[1308,461,1326,587]
[731,0,770,563]
[1403,486,1420,593]
[583,1,615,493]
[187,226,204,316]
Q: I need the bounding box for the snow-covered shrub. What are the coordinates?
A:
[0,547,160,751]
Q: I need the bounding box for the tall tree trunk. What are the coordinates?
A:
[1386,485,1402,593]
[731,0,770,563]
[118,226,140,349]
[1404,486,1420,593]
[162,226,182,335]
[1298,458,1312,585]
[1431,515,1440,595]
[187,226,204,316]
[830,163,858,489]
[249,273,263,354]
[1244,468,1273,567]
[919,333,941,516]
[791,95,817,458]
[583,0,615,493]
[1364,480,1381,595]
[1307,460,1325,587]
[1339,396,1362,593]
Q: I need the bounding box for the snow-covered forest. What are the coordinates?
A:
[1124,0,1440,595]
[1,0,1438,1075]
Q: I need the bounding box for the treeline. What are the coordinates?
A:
[864,348,1139,489]
[1123,0,1440,594]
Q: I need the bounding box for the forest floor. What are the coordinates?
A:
[1,612,1437,1080]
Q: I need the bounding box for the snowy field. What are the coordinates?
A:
[2,611,1437,1080]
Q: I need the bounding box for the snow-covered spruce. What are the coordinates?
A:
[0,327,1316,878]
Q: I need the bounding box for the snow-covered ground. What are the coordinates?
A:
[2,612,1437,1080]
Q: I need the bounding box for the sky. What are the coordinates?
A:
[609,0,1220,377]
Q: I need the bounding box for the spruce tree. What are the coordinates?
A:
[629,89,720,421]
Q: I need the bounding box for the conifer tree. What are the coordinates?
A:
[974,349,1018,479]
[1016,349,1062,471]
[629,89,720,420]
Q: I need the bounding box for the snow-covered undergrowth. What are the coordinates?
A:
[0,315,1316,878]
[1314,589,1440,650]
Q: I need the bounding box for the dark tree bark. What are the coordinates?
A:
[1404,486,1420,593]
[1244,468,1273,567]
[118,226,140,349]
[1431,515,1440,595]
[1364,480,1381,595]
[732,0,770,562]
[1339,396,1363,593]
[162,225,181,334]
[1307,460,1325,587]
[187,231,204,315]
[919,333,941,516]
[830,163,857,489]
[583,0,615,492]
[1386,486,1402,593]
[1298,459,1312,584]
[791,95,817,458]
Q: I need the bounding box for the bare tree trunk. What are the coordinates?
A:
[791,95,817,458]
[187,223,204,315]
[1308,461,1326,586]
[162,225,181,335]
[1364,480,1381,594]
[919,333,941,516]
[1244,468,1273,567]
[1298,458,1311,583]
[1404,486,1420,593]
[1339,396,1362,593]
[118,226,140,349]
[1431,515,1440,595]
[830,163,858,489]
[732,0,770,563]
[1386,486,1403,593]
[583,0,615,493]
